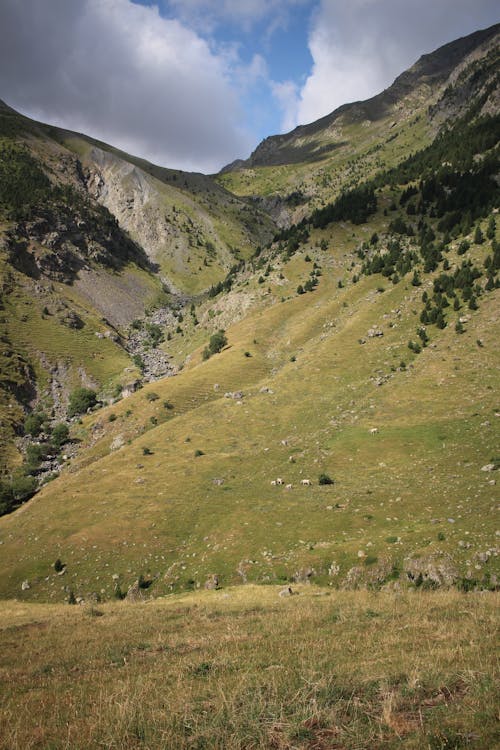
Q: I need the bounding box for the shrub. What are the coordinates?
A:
[68,387,97,418]
[54,558,64,572]
[194,449,205,457]
[133,354,145,371]
[146,392,159,402]
[146,323,164,346]
[25,443,49,468]
[318,473,334,485]
[203,330,227,360]
[114,584,126,600]
[142,447,153,455]
[24,412,46,437]
[51,423,69,448]
[10,474,37,501]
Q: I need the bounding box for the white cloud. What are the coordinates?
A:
[0,0,255,172]
[271,80,301,133]
[277,0,500,130]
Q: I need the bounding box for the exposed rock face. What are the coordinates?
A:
[6,200,150,285]
[404,555,459,587]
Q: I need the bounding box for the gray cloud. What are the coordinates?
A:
[277,0,499,129]
[0,0,254,172]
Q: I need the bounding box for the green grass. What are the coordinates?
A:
[0,586,497,749]
[0,221,497,601]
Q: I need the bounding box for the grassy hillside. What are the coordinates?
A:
[0,26,498,591]
[0,203,497,600]
[0,586,497,749]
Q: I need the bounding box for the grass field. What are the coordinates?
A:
[0,586,497,749]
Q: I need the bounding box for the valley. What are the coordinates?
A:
[0,21,498,749]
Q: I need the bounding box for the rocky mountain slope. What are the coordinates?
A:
[0,101,274,478]
[218,23,499,224]
[0,25,498,597]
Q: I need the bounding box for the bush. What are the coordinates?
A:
[203,330,227,360]
[25,443,49,469]
[133,354,145,371]
[318,473,334,485]
[146,392,159,402]
[24,412,46,437]
[10,474,37,501]
[194,449,205,457]
[68,387,97,418]
[54,558,64,572]
[51,423,69,448]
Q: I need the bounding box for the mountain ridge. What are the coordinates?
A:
[224,22,499,172]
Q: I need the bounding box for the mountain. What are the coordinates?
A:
[218,23,499,224]
[0,101,275,476]
[0,24,498,603]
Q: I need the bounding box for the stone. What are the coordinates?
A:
[204,574,219,590]
[21,580,30,591]
[125,580,144,602]
[110,434,125,451]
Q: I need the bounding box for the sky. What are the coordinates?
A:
[0,1,498,173]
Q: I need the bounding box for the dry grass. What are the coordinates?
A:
[0,586,497,749]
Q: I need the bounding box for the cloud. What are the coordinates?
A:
[0,0,255,172]
[164,0,310,35]
[275,0,500,130]
[271,80,301,133]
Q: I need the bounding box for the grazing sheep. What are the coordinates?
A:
[285,483,293,490]
[276,478,283,485]
[369,427,379,435]
[301,479,311,486]
[271,480,277,486]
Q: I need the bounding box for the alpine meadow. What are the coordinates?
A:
[0,18,499,750]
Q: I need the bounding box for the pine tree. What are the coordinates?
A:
[474,225,484,245]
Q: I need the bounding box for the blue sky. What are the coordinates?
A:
[0,1,498,172]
